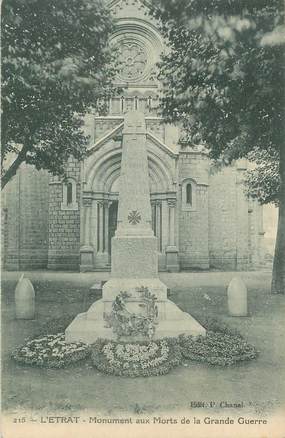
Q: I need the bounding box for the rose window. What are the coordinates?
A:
[116,41,148,82]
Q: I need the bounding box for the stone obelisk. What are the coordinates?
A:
[101,111,167,304]
[66,111,205,343]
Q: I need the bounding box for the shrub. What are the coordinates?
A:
[11,333,90,368]
[179,331,258,366]
[196,316,242,337]
[35,314,78,336]
[91,337,182,377]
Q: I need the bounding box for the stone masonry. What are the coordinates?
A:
[2,164,49,270]
[48,157,81,270]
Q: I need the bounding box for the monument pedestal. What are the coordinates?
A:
[65,285,205,344]
[66,274,205,343]
[111,235,158,278]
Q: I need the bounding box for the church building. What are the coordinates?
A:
[2,0,265,272]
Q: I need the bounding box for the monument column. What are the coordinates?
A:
[109,111,159,280]
[80,197,94,271]
[165,199,179,272]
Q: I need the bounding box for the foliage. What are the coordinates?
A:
[195,316,241,337]
[35,313,79,337]
[1,0,118,188]
[11,333,90,368]
[150,0,285,294]
[150,0,284,191]
[104,287,159,339]
[91,337,182,377]
[179,331,258,366]
[244,148,280,205]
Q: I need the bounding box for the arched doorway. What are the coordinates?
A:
[81,146,177,271]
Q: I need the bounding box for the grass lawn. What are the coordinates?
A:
[1,270,285,417]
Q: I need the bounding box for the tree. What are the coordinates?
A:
[150,0,285,293]
[1,0,118,189]
[245,147,280,206]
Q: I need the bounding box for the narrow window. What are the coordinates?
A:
[67,182,73,205]
[120,96,124,112]
[134,96,138,110]
[61,178,78,211]
[186,183,192,205]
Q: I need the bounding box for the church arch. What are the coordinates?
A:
[85,147,122,192]
[85,146,173,194]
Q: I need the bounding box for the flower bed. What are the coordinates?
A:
[179,331,258,366]
[11,316,258,371]
[91,337,182,377]
[11,333,90,368]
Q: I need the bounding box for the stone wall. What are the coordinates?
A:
[248,199,265,268]
[1,201,8,269]
[208,163,250,270]
[178,151,210,269]
[48,158,81,270]
[3,164,49,270]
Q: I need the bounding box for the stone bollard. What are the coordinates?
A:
[15,274,35,319]
[227,276,248,317]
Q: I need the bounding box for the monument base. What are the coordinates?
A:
[65,277,206,344]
